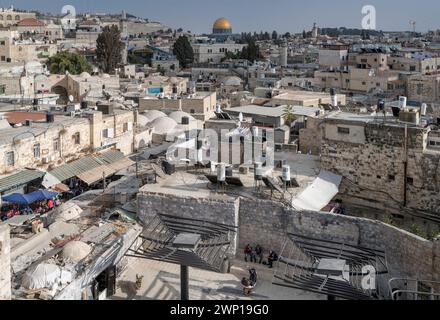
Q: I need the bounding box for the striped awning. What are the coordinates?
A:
[0,169,45,194]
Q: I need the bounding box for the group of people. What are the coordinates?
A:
[0,196,62,221]
[244,244,279,268]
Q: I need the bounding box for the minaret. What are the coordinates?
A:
[312,22,319,38]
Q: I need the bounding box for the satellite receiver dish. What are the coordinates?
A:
[69,95,74,103]
[239,112,244,122]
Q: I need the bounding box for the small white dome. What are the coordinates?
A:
[137,114,150,127]
[62,241,92,262]
[221,76,243,87]
[168,111,195,124]
[102,73,111,78]
[144,110,166,122]
[151,117,178,134]
[80,72,91,78]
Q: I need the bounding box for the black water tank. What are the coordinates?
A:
[46,113,55,123]
[81,101,88,109]
[162,161,176,175]
[225,167,233,177]
[391,107,400,117]
[330,88,336,96]
[181,116,189,125]
[33,98,38,105]
[25,119,32,126]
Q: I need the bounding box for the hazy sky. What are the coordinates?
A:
[4,0,440,33]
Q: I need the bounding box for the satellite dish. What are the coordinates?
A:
[239,113,244,122]
[69,95,74,103]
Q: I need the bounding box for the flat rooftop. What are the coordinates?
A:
[226,105,321,118]
[139,153,320,203]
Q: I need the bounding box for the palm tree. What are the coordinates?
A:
[282,105,296,126]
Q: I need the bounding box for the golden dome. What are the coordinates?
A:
[213,17,232,30]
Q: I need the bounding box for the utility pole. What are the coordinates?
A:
[403,124,408,207]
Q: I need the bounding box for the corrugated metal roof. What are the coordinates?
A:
[0,169,45,193]
[49,157,102,182]
[49,150,127,183]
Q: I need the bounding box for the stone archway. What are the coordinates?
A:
[52,85,68,104]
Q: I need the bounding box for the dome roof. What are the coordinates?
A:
[62,241,92,262]
[168,111,195,124]
[151,117,178,134]
[221,76,243,86]
[213,17,232,30]
[137,114,150,127]
[144,110,166,122]
[80,72,91,78]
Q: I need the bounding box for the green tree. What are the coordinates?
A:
[173,36,194,68]
[96,25,124,74]
[282,105,297,126]
[47,51,92,75]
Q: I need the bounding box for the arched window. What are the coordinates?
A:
[0,16,4,21]
[6,15,12,21]
[15,15,20,21]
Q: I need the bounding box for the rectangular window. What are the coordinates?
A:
[33,143,40,158]
[102,128,109,138]
[5,151,14,166]
[73,132,80,145]
[337,127,350,134]
[53,138,60,152]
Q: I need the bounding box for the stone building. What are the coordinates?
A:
[139,91,217,121]
[319,111,440,226]
[0,7,36,28]
[407,74,440,103]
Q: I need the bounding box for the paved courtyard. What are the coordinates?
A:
[111,257,325,300]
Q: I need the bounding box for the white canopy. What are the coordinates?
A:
[291,170,342,212]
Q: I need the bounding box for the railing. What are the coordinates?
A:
[388,278,440,300]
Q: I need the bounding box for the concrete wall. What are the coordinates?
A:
[0,224,11,300]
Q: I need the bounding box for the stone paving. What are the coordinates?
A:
[111,257,324,300]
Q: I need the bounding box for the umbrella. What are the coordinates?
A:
[2,193,35,205]
[2,190,58,205]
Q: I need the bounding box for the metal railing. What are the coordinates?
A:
[388,278,440,300]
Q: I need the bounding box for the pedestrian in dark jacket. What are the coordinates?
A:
[244,244,252,262]
[268,250,278,268]
[255,245,263,264]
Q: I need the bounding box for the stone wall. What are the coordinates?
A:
[137,191,240,254]
[136,191,440,286]
[320,122,440,218]
[0,225,11,300]
[237,198,440,285]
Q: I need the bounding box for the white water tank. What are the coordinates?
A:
[282,165,291,182]
[217,164,226,182]
[399,96,407,109]
[421,103,427,116]
[254,162,263,181]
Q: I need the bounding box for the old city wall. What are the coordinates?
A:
[136,191,439,283]
[321,123,440,215]
[237,198,440,283]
